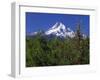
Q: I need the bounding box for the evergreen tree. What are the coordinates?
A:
[74,21,83,64]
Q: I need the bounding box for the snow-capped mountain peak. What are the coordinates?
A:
[45,22,75,38]
[48,22,66,32]
[28,22,86,39]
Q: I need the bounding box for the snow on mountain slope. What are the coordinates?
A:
[28,22,86,39]
[45,22,75,38]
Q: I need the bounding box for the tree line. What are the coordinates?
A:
[26,23,89,67]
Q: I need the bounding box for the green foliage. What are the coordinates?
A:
[26,33,89,67]
[26,22,89,67]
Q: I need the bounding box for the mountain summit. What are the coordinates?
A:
[28,22,86,39]
[45,22,75,38]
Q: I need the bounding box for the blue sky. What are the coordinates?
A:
[26,12,90,36]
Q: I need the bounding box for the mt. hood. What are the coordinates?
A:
[45,22,75,38]
[29,22,86,39]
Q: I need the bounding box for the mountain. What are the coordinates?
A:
[45,22,75,38]
[28,32,38,36]
[28,22,86,39]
